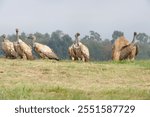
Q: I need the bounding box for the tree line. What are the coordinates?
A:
[0,30,150,61]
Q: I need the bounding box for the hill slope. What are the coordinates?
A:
[0,58,150,99]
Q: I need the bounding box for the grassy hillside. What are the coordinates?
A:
[0,58,150,100]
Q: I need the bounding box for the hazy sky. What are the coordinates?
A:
[0,0,150,39]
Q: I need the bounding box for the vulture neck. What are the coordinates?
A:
[16,31,19,42]
[3,37,6,41]
[75,36,80,46]
[131,34,136,45]
[32,37,36,47]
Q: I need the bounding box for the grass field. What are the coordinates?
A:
[0,58,150,100]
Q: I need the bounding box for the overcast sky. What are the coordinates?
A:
[0,0,150,40]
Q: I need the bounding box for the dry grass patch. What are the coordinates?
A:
[0,58,150,99]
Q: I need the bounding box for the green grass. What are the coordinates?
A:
[0,58,150,100]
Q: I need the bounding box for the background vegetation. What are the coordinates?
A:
[0,30,150,60]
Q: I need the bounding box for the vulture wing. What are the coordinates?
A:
[18,40,34,60]
[34,43,59,60]
[2,40,17,58]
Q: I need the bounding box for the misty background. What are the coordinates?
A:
[0,0,150,60]
[0,0,150,39]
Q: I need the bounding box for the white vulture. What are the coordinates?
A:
[13,28,34,60]
[1,34,17,59]
[69,33,89,62]
[28,34,59,61]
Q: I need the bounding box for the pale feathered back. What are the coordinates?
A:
[68,44,78,60]
[1,34,17,58]
[119,32,138,60]
[14,28,34,60]
[69,33,90,62]
[112,32,138,61]
[28,35,59,61]
[112,36,129,61]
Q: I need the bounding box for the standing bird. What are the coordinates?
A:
[28,34,59,61]
[68,33,89,62]
[1,34,17,59]
[112,32,138,61]
[13,28,34,60]
[112,36,129,61]
[119,32,139,60]
[68,44,78,61]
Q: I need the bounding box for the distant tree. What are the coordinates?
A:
[82,31,102,42]
[136,33,149,44]
[111,31,124,43]
[34,32,50,45]
[82,35,90,40]
[137,43,150,59]
[49,30,73,59]
[89,31,102,41]
[81,35,112,61]
[50,30,65,40]
[7,34,16,42]
[20,32,26,40]
[0,36,3,56]
[1,30,150,60]
[101,39,112,60]
[44,33,50,40]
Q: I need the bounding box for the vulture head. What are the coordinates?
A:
[75,33,80,38]
[16,28,19,33]
[1,34,6,39]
